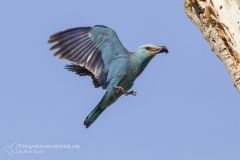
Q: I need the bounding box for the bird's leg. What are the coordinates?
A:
[125,90,137,96]
[114,86,126,95]
[114,86,137,96]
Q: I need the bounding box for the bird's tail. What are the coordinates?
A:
[84,105,106,128]
[84,93,108,128]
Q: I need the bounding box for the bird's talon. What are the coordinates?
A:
[125,90,137,96]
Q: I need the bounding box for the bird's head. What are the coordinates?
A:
[139,44,168,56]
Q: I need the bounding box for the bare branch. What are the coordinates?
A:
[184,0,240,91]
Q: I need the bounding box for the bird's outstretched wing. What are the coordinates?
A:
[48,25,129,88]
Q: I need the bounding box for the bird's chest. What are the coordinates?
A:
[127,63,141,79]
[119,61,142,90]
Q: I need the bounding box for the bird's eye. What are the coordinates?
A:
[145,47,151,50]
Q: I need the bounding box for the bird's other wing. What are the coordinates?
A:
[48,25,129,88]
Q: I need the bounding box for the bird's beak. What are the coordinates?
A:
[157,46,169,54]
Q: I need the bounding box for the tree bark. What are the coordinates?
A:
[184,0,240,91]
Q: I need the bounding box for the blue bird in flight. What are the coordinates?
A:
[48,25,168,128]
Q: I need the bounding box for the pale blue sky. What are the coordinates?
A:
[0,0,239,159]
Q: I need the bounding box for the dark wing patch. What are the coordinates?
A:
[65,64,102,88]
[48,27,106,87]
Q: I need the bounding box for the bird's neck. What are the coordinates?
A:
[129,51,153,76]
[132,51,153,65]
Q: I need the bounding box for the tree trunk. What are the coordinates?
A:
[184,0,240,91]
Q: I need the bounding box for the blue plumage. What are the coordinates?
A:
[49,25,168,128]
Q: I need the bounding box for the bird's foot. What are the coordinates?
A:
[125,90,137,96]
[114,86,126,95]
[114,86,137,96]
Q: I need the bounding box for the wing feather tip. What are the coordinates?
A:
[65,64,102,88]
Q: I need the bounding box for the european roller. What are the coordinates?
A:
[48,25,168,128]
